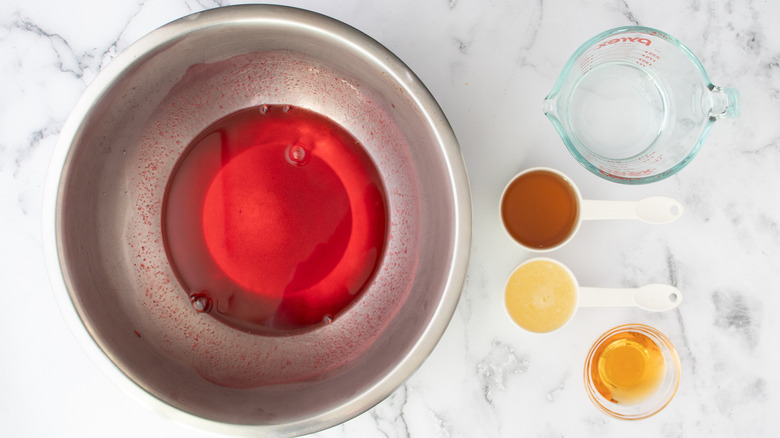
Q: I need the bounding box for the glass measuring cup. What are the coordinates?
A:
[500,167,682,251]
[504,258,682,334]
[543,26,739,184]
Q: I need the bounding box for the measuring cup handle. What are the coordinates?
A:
[580,199,637,221]
[710,86,740,119]
[578,287,637,307]
[581,197,682,223]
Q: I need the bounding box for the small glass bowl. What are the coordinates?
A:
[583,324,681,420]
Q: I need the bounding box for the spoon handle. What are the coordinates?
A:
[580,200,638,221]
[580,196,682,224]
[578,287,638,308]
[579,284,682,312]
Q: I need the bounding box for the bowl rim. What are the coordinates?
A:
[42,4,472,436]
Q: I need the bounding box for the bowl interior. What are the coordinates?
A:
[54,6,466,428]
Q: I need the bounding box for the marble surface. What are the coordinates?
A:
[2,0,779,436]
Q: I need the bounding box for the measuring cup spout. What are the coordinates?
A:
[709,85,740,119]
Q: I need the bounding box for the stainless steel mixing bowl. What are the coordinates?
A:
[43,5,471,437]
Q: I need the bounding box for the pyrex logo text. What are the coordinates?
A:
[597,37,652,48]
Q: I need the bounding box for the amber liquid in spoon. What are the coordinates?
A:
[501,169,579,249]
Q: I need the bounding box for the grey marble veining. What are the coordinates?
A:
[2,0,779,437]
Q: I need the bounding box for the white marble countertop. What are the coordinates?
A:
[2,0,778,436]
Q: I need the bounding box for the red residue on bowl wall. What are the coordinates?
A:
[125,52,421,388]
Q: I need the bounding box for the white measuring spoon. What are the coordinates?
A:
[501,167,684,252]
[505,258,683,334]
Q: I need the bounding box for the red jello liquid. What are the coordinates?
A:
[163,105,387,335]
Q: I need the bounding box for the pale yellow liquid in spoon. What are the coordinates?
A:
[505,259,578,333]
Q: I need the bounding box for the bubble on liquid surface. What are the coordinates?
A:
[259,104,269,114]
[282,105,292,113]
[287,144,309,166]
[190,293,213,313]
[323,314,334,324]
